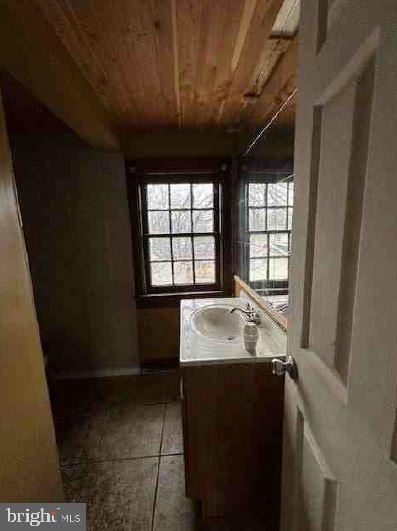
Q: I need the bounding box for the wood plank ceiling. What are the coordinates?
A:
[33,0,298,134]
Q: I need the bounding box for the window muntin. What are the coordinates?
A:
[247,181,293,289]
[142,179,220,291]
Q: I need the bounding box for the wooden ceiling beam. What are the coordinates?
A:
[217,0,284,127]
[238,36,291,126]
[39,0,120,118]
[0,0,120,150]
[246,34,298,126]
[247,37,291,97]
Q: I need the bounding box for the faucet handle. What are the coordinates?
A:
[245,302,262,325]
[272,356,298,380]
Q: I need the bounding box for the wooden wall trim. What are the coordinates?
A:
[125,158,234,304]
[234,274,287,331]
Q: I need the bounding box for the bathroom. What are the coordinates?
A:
[2,0,397,530]
[1,64,294,528]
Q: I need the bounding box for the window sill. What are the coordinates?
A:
[136,290,231,308]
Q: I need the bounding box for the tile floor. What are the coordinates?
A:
[50,371,196,530]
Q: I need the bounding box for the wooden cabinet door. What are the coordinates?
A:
[182,363,283,526]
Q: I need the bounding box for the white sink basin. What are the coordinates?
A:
[190,304,243,342]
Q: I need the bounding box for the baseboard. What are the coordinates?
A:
[50,365,142,381]
[141,357,179,371]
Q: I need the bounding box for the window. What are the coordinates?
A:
[247,179,293,294]
[134,173,223,295]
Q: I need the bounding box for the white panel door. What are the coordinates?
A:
[281,1,397,529]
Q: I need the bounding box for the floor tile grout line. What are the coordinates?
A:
[60,451,184,469]
[57,391,180,416]
[159,402,167,457]
[65,398,181,414]
[151,402,167,531]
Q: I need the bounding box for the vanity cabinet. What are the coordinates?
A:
[181,361,284,529]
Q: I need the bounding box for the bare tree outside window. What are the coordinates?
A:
[143,179,219,289]
[248,181,293,285]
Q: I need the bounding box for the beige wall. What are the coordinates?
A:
[137,307,180,365]
[11,133,139,376]
[0,93,62,501]
[123,131,243,158]
[123,128,294,159]
[243,127,295,161]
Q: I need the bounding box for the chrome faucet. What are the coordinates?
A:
[230,303,261,325]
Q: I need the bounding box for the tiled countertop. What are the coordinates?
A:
[179,297,287,366]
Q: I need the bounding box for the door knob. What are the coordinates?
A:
[272,356,298,380]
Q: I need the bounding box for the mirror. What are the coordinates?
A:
[235,159,294,320]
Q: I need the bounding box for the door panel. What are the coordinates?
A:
[334,61,374,383]
[282,1,397,529]
[310,79,356,367]
[297,417,338,531]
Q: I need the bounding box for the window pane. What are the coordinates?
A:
[269,233,289,256]
[248,183,265,206]
[193,210,213,233]
[148,211,170,234]
[149,237,171,261]
[249,208,266,231]
[250,234,267,257]
[288,182,294,205]
[193,183,213,208]
[268,182,288,206]
[174,261,193,284]
[194,236,215,259]
[249,259,267,281]
[144,178,220,291]
[172,237,192,259]
[269,257,288,280]
[147,184,169,210]
[267,208,287,230]
[288,207,293,230]
[265,294,289,308]
[170,183,191,209]
[171,211,191,233]
[151,262,172,286]
[195,260,215,283]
